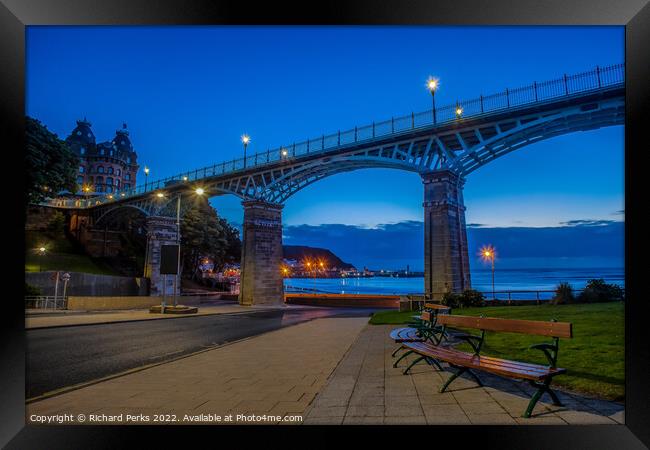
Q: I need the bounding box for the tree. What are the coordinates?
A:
[180,201,228,281]
[25,117,79,205]
[218,217,242,263]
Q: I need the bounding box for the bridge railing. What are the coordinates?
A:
[47,63,624,209]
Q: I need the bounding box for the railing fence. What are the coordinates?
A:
[47,63,624,209]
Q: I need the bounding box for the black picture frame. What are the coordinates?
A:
[3,0,648,447]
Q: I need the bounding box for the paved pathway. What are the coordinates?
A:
[26,317,368,425]
[303,324,625,425]
[25,304,314,329]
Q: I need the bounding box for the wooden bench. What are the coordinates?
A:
[402,314,573,418]
[391,305,451,367]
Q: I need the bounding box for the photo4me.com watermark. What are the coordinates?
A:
[29,413,303,424]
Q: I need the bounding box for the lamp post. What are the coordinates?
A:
[144,166,150,192]
[82,185,91,205]
[481,246,496,300]
[241,134,250,168]
[37,247,46,272]
[426,76,439,124]
[455,103,463,119]
[173,187,205,307]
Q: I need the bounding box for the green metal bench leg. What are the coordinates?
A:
[545,386,563,406]
[393,349,413,368]
[391,345,405,357]
[403,355,426,375]
[523,379,561,418]
[523,386,546,418]
[424,356,443,371]
[439,366,466,393]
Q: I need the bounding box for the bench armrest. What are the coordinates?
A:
[454,332,484,354]
[529,342,558,367]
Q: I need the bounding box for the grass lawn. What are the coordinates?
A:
[25,252,117,275]
[25,230,119,276]
[370,302,624,401]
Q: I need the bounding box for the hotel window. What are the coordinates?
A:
[100,148,105,155]
[107,167,114,174]
[115,179,120,188]
[106,186,113,193]
[79,166,84,173]
[125,173,130,181]
[79,147,85,155]
[96,176,104,184]
[127,156,131,164]
[98,166,104,173]
[95,185,103,193]
[124,183,130,190]
[116,169,121,176]
[106,177,114,186]
[77,176,84,184]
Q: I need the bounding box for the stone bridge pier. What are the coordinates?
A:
[422,170,471,300]
[239,200,284,306]
[144,215,180,297]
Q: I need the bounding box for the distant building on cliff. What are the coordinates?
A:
[65,119,139,194]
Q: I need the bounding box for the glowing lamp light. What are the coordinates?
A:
[195,187,205,196]
[455,106,464,117]
[426,76,439,93]
[241,134,251,145]
[183,176,188,181]
[38,247,46,253]
[144,166,150,175]
[281,149,288,156]
[156,192,165,198]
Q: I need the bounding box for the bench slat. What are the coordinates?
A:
[438,315,572,338]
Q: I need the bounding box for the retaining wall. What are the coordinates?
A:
[25,271,149,297]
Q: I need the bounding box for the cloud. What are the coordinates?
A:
[282,219,624,271]
[559,219,618,227]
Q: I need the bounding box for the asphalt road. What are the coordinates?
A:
[26,307,379,399]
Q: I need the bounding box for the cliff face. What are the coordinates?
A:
[282,245,356,271]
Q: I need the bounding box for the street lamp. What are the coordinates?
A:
[171,186,206,306]
[144,166,150,191]
[241,134,250,168]
[426,76,439,124]
[37,246,46,272]
[455,103,463,119]
[480,245,496,299]
[82,184,91,204]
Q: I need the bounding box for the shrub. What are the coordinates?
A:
[577,278,624,303]
[442,289,485,308]
[47,211,66,235]
[551,282,575,305]
[25,283,41,296]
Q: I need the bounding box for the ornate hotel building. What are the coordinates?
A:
[65,119,139,194]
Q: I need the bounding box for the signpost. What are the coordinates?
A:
[160,244,180,312]
[61,272,70,309]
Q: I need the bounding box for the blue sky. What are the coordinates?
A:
[26,26,624,269]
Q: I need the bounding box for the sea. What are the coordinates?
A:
[284,267,625,300]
